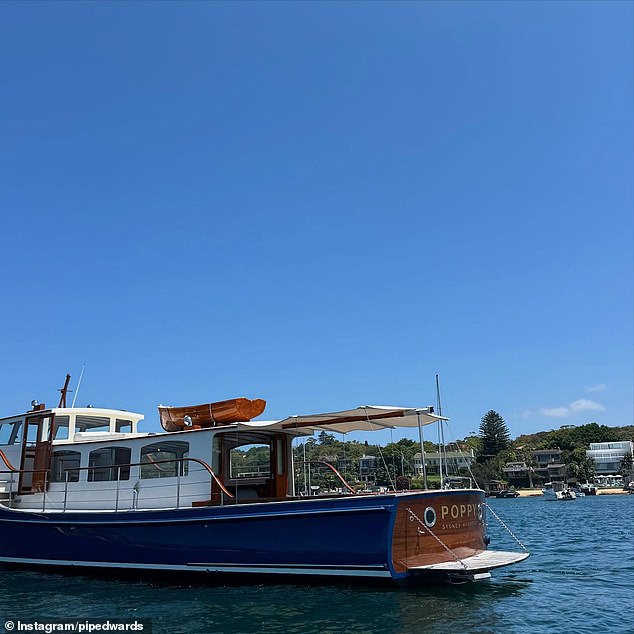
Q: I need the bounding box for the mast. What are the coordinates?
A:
[57,374,71,408]
[436,374,448,487]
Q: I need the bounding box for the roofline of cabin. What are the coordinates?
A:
[0,407,145,423]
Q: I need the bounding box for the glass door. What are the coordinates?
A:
[18,414,53,494]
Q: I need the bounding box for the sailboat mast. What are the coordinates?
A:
[436,374,448,487]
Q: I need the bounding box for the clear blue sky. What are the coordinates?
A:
[1,1,632,443]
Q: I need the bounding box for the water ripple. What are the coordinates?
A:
[0,495,632,633]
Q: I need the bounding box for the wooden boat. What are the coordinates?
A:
[158,397,266,431]
[0,381,529,585]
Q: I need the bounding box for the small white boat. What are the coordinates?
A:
[542,481,576,501]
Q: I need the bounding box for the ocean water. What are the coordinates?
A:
[1,495,632,634]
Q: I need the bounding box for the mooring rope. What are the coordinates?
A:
[484,502,529,552]
[406,507,468,571]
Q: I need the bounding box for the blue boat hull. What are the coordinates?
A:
[0,490,487,583]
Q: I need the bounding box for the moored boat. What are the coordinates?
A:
[491,489,520,499]
[542,481,576,501]
[0,381,529,585]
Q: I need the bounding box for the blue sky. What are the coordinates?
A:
[1,1,632,443]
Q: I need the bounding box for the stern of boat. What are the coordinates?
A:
[390,490,528,583]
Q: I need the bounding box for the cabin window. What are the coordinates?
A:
[115,419,132,433]
[40,416,52,442]
[25,419,43,446]
[52,416,70,441]
[230,443,271,479]
[76,415,110,433]
[0,419,23,445]
[140,441,189,478]
[50,450,81,483]
[88,447,131,482]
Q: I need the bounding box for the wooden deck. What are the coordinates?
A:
[408,550,529,573]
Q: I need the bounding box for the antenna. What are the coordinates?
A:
[71,364,86,408]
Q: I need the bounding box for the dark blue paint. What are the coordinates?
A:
[0,490,484,581]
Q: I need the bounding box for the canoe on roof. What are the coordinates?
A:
[158,397,266,431]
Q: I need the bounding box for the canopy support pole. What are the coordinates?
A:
[417,412,428,490]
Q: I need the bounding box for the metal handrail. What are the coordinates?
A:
[0,456,234,511]
[296,460,357,494]
[0,449,28,473]
[63,457,234,499]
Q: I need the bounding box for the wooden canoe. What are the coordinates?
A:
[158,397,266,432]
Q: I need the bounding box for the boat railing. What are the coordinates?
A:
[0,454,234,512]
[295,460,357,495]
[0,449,20,473]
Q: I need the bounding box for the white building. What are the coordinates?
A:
[413,449,475,476]
[586,441,633,475]
[358,455,378,482]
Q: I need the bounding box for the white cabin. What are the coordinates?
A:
[0,404,300,511]
[0,400,443,513]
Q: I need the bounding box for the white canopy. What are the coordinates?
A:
[240,405,446,435]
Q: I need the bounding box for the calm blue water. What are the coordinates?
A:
[1,495,633,633]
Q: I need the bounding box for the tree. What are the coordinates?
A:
[471,458,502,491]
[318,431,336,446]
[478,410,511,461]
[374,462,398,487]
[619,452,633,477]
[568,448,596,483]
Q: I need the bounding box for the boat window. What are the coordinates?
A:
[11,420,23,445]
[87,447,131,482]
[140,441,189,479]
[230,443,271,479]
[40,416,52,442]
[115,419,132,433]
[52,416,70,441]
[50,450,81,483]
[0,419,23,445]
[76,415,110,433]
[25,420,41,446]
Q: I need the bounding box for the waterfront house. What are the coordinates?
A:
[502,461,531,487]
[336,456,352,474]
[413,449,475,476]
[586,441,634,475]
[358,455,378,482]
[532,449,563,478]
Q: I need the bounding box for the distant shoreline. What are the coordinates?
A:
[515,487,630,497]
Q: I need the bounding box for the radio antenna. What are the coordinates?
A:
[71,364,86,408]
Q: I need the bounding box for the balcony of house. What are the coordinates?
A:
[533,449,563,466]
[531,449,564,481]
[545,463,566,480]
